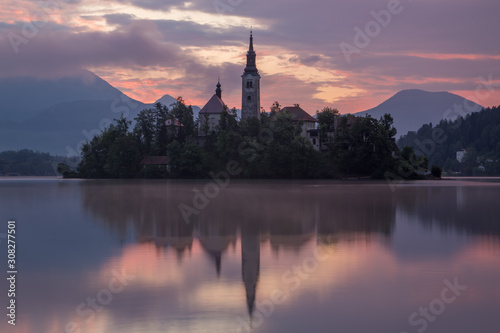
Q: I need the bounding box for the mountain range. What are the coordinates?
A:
[0,70,125,122]
[0,71,486,155]
[354,89,483,137]
[0,71,200,156]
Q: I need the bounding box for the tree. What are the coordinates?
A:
[316,107,339,126]
[133,108,156,155]
[75,97,409,179]
[78,116,141,179]
[270,101,281,114]
[153,102,169,155]
[106,135,142,178]
[240,116,261,138]
[271,109,301,145]
[391,146,427,180]
[431,165,442,178]
[57,162,78,178]
[331,114,398,177]
[316,107,339,148]
[397,106,500,175]
[0,149,66,176]
[462,146,478,176]
[217,107,239,133]
[170,97,196,142]
[166,139,203,178]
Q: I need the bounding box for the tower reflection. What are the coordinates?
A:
[79,180,403,318]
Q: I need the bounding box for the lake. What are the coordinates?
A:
[0,178,499,333]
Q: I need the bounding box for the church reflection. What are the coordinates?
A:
[79,180,500,319]
[79,180,401,318]
[198,214,237,276]
[241,225,260,316]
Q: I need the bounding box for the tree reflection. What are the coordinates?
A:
[79,180,500,319]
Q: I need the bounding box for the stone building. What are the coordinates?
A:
[198,32,322,152]
[198,80,227,136]
[241,31,261,121]
[280,106,320,150]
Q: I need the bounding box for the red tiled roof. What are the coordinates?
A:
[280,106,317,122]
[140,156,170,165]
[199,94,225,114]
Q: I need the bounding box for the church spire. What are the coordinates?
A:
[244,30,257,73]
[241,31,261,121]
[215,79,222,99]
[249,30,254,52]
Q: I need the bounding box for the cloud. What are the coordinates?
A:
[114,0,178,11]
[0,21,186,78]
[104,13,136,26]
[0,0,499,112]
[289,55,321,66]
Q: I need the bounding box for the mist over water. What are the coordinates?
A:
[0,178,499,333]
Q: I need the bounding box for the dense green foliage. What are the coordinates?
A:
[0,149,76,176]
[76,99,400,179]
[431,165,443,178]
[397,106,500,175]
[328,113,399,177]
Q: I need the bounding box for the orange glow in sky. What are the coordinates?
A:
[0,0,498,114]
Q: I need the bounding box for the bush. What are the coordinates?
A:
[57,162,78,178]
[431,165,442,178]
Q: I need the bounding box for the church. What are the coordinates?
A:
[197,32,319,149]
[198,31,261,136]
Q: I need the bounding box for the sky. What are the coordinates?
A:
[0,0,499,114]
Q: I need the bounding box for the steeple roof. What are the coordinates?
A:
[200,81,226,114]
[249,30,254,52]
[199,94,225,114]
[216,79,222,99]
[243,31,259,75]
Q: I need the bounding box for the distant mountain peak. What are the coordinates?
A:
[155,94,178,107]
[355,89,483,137]
[392,89,454,98]
[0,70,128,122]
[153,94,202,119]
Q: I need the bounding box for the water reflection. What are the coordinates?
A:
[80,180,398,246]
[80,180,500,252]
[1,179,499,333]
[394,183,500,235]
[80,181,399,317]
[79,180,500,323]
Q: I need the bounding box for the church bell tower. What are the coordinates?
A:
[241,31,261,121]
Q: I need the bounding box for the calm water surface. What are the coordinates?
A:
[0,178,499,333]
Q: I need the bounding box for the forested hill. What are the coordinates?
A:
[397,106,500,175]
[0,150,75,176]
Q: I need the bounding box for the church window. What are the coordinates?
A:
[247,96,252,101]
